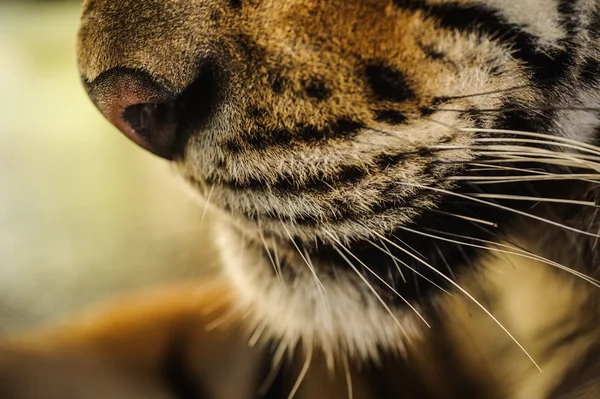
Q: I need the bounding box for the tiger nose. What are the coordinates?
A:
[84,68,180,160]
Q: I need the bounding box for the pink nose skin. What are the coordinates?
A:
[86,70,179,160]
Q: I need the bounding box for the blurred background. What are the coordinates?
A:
[0,0,217,332]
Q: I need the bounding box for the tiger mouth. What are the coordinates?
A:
[180,122,551,307]
[184,135,469,243]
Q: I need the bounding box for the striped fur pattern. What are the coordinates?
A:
[4,0,600,398]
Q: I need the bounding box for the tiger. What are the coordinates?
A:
[2,0,600,397]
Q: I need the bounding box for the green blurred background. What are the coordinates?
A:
[0,1,217,332]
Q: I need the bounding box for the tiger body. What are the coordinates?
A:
[2,0,600,397]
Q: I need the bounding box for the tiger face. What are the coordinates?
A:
[77,0,600,359]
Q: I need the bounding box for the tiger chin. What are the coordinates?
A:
[3,0,600,398]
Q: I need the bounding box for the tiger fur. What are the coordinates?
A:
[2,0,600,397]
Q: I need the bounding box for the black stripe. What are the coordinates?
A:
[223,117,364,153]
[304,79,332,101]
[374,109,409,124]
[225,163,451,228]
[578,57,600,85]
[365,62,416,103]
[392,0,427,12]
[228,0,242,9]
[210,149,431,195]
[589,7,600,40]
[558,0,579,36]
[392,1,572,83]
[258,182,438,227]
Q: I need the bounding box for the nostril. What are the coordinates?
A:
[84,64,220,160]
[122,102,178,156]
[84,68,181,160]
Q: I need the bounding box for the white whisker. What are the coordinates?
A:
[328,233,430,327]
[342,353,354,399]
[259,229,283,282]
[475,157,600,174]
[434,243,456,280]
[372,231,542,372]
[287,348,312,399]
[249,322,266,347]
[380,239,407,283]
[366,239,454,296]
[429,140,600,167]
[280,221,327,294]
[273,241,284,283]
[474,137,600,157]
[258,341,288,397]
[200,185,215,227]
[324,232,408,334]
[474,148,600,164]
[466,163,551,176]
[451,173,600,182]
[429,209,498,227]
[460,128,600,155]
[463,193,598,207]
[402,226,600,287]
[398,182,600,238]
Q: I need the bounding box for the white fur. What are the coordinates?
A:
[555,88,600,145]
[430,0,567,48]
[215,221,424,362]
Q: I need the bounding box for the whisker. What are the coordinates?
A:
[380,239,407,283]
[435,155,596,173]
[258,341,288,397]
[287,347,313,399]
[398,182,600,238]
[460,128,600,154]
[374,124,600,171]
[475,149,600,164]
[324,233,407,334]
[249,321,267,347]
[428,224,600,286]
[419,121,600,171]
[372,231,542,372]
[328,232,430,327]
[392,235,428,261]
[474,138,600,157]
[460,178,599,185]
[273,241,284,283]
[431,106,600,114]
[463,193,598,207]
[434,243,456,280]
[401,226,600,287]
[200,185,215,227]
[302,247,324,294]
[280,221,327,294]
[466,163,551,175]
[431,144,600,163]
[342,353,354,399]
[259,229,283,282]
[451,174,600,183]
[366,239,453,296]
[428,209,498,227]
[471,157,600,178]
[435,84,531,100]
